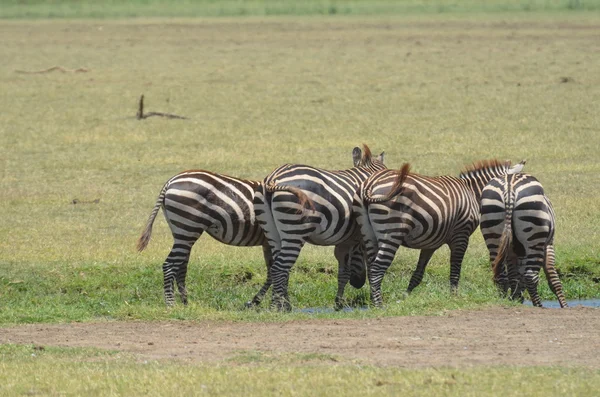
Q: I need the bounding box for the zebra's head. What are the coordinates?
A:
[507,159,527,174]
[353,144,386,171]
[352,147,362,167]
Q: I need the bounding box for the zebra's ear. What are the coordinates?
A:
[377,151,385,163]
[508,159,527,174]
[352,147,362,166]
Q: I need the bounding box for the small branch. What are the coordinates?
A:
[15,66,90,74]
[142,111,188,120]
[136,95,145,120]
[136,94,188,120]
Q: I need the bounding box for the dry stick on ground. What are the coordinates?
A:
[14,66,90,74]
[136,95,188,120]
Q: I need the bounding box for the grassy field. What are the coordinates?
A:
[1,5,600,395]
[1,0,599,19]
[1,344,600,396]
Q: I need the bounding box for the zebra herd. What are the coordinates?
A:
[138,145,567,310]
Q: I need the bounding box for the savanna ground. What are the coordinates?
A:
[1,1,600,395]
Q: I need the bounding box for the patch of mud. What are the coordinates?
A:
[1,307,598,367]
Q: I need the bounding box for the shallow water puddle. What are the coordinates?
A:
[525,299,600,308]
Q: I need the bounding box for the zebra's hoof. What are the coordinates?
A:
[245,301,261,310]
[271,301,292,312]
[396,291,410,302]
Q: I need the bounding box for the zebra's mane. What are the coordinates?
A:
[459,159,510,177]
[360,144,373,166]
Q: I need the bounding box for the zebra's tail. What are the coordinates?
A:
[265,183,316,213]
[137,183,168,252]
[364,163,411,204]
[492,193,515,281]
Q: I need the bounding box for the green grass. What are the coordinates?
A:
[1,13,600,325]
[0,344,599,396]
[0,0,599,19]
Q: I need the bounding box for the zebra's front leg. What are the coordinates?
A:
[334,243,353,310]
[246,243,276,308]
[349,244,367,289]
[270,239,303,312]
[492,251,514,297]
[543,245,568,308]
[406,249,436,294]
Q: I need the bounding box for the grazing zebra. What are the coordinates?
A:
[137,150,368,307]
[254,145,386,311]
[353,159,526,307]
[480,173,567,308]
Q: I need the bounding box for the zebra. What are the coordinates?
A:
[353,159,526,307]
[253,145,386,311]
[480,173,567,308]
[136,150,368,307]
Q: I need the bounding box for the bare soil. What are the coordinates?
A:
[1,306,599,367]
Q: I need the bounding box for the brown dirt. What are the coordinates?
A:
[1,306,599,367]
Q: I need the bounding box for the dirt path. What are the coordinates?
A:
[1,307,598,367]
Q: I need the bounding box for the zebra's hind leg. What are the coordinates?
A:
[175,260,189,305]
[162,261,177,307]
[521,256,544,307]
[367,244,399,307]
[543,245,568,308]
[448,236,470,293]
[162,241,194,306]
[406,249,436,294]
[246,243,274,308]
[494,264,510,297]
[270,239,304,312]
[497,252,518,299]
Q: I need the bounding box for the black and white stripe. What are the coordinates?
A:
[480,173,567,308]
[354,159,525,306]
[254,145,386,310]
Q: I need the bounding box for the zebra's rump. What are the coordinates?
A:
[163,171,265,247]
[267,167,362,244]
[481,173,554,251]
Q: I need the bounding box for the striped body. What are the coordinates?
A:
[254,147,385,310]
[480,173,567,308]
[354,160,525,306]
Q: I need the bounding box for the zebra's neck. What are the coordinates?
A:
[338,165,382,186]
[459,165,510,202]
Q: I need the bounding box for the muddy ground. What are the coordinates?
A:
[1,306,598,367]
